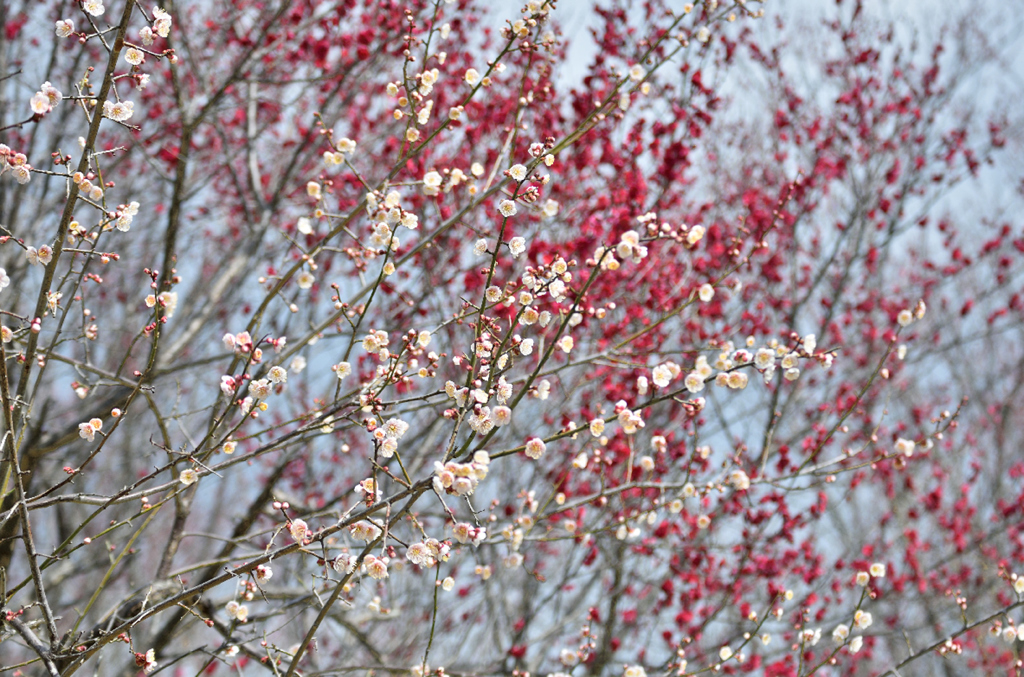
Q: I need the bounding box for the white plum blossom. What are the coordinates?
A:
[153,7,172,38]
[125,48,145,66]
[78,418,103,441]
[832,623,850,643]
[334,361,352,379]
[333,553,357,574]
[289,519,309,543]
[56,19,74,37]
[652,364,673,387]
[491,405,512,426]
[255,564,273,584]
[730,469,751,490]
[423,170,442,195]
[524,437,546,459]
[895,437,915,457]
[364,554,389,579]
[116,201,140,231]
[30,92,50,115]
[509,237,526,258]
[157,291,178,318]
[248,379,271,399]
[452,522,487,545]
[350,520,382,542]
[684,372,705,393]
[726,372,748,389]
[26,245,53,266]
[686,224,705,246]
[382,418,410,439]
[103,100,135,122]
[498,200,517,217]
[337,137,356,155]
[225,600,248,622]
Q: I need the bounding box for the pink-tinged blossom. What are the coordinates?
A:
[289,519,309,544]
[364,555,389,580]
[524,437,546,459]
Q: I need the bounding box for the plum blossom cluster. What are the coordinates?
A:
[451,522,487,546]
[362,329,391,358]
[102,99,135,123]
[359,189,421,268]
[648,361,682,389]
[78,418,103,442]
[855,562,887,586]
[433,451,491,496]
[897,300,927,327]
[349,520,382,543]
[71,171,105,202]
[25,245,54,267]
[29,82,62,116]
[152,8,172,39]
[520,256,573,305]
[113,200,141,232]
[371,417,410,458]
[144,291,179,318]
[0,145,32,185]
[222,331,258,358]
[405,539,451,568]
[444,374,513,423]
[0,1,1004,675]
[225,600,249,623]
[593,230,647,271]
[675,335,825,397]
[614,400,645,435]
[354,477,382,504]
[363,554,389,580]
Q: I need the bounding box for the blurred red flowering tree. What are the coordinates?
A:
[1,0,1023,675]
